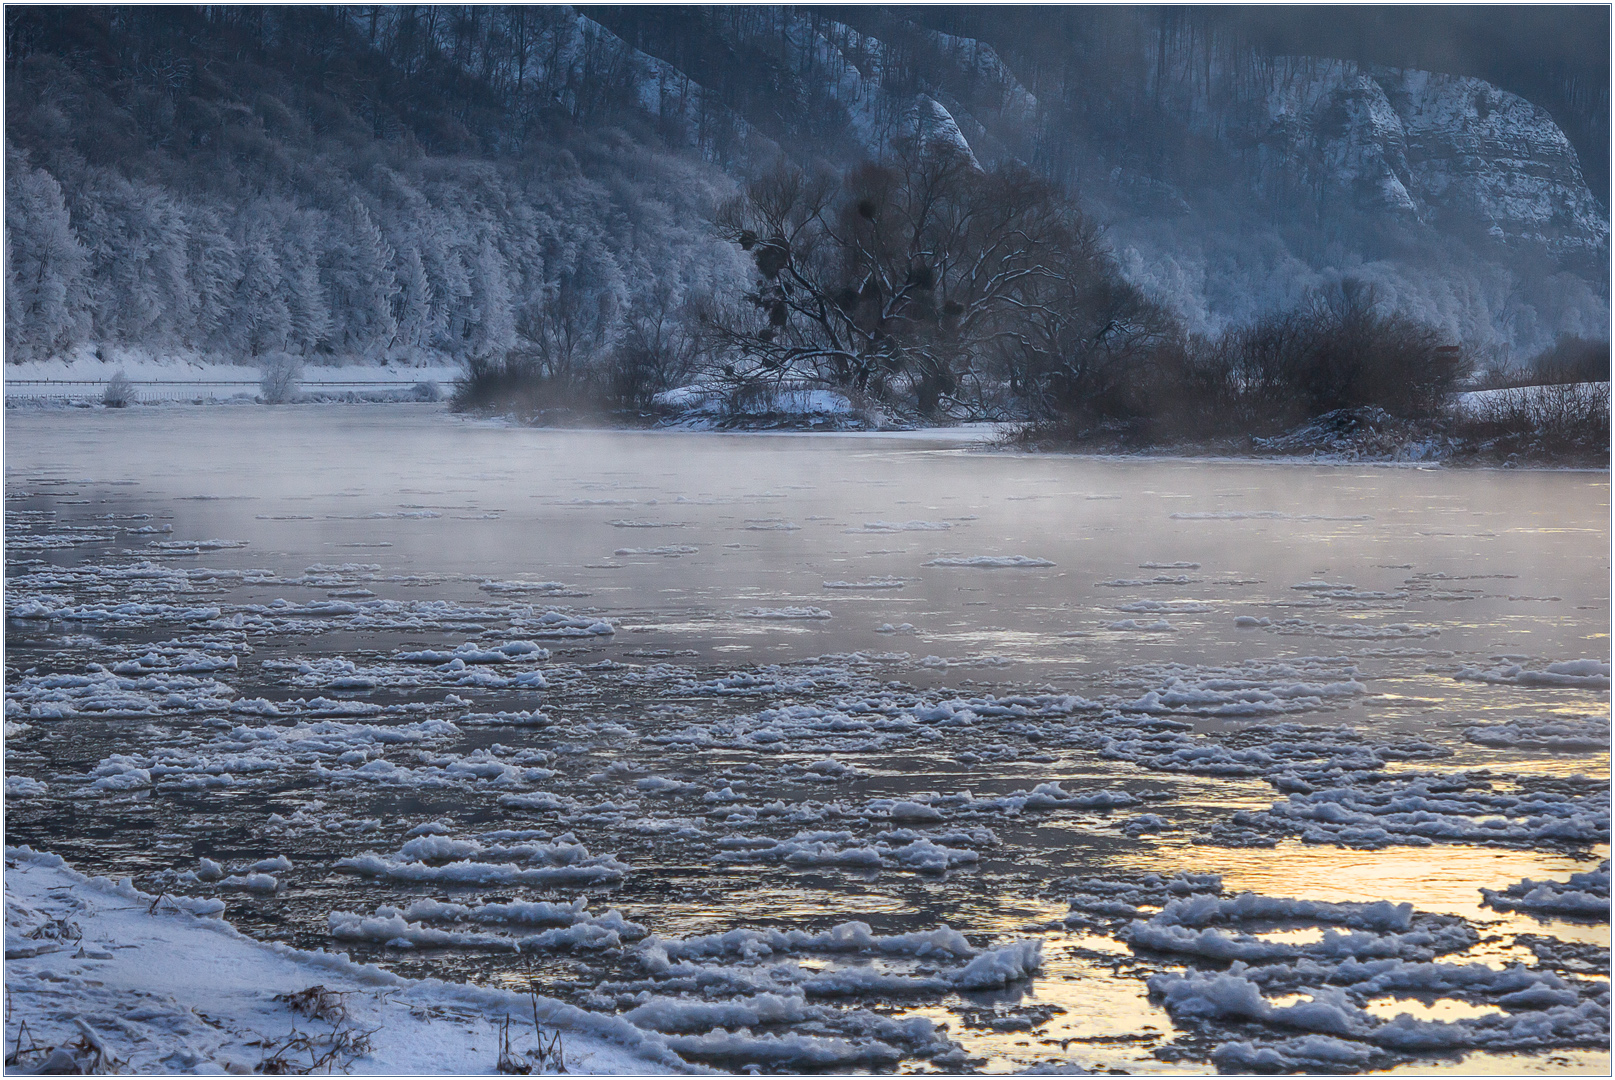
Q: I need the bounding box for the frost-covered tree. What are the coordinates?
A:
[229,206,291,358]
[322,197,399,360]
[4,150,89,360]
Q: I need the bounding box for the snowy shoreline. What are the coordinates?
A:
[3,847,686,1075]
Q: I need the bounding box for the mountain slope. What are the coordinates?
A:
[4,5,1607,374]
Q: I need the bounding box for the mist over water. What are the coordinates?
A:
[5,406,1609,1074]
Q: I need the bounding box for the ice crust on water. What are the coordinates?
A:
[922,555,1055,568]
[823,577,905,589]
[1481,863,1609,920]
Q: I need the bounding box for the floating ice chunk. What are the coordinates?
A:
[1464,716,1609,751]
[146,538,250,552]
[1257,618,1440,640]
[1119,814,1170,836]
[1244,775,1610,850]
[660,1029,902,1067]
[613,545,698,556]
[1170,511,1372,521]
[5,776,47,798]
[477,580,570,594]
[874,623,918,634]
[518,612,614,637]
[1481,863,1609,920]
[924,555,1054,568]
[247,855,292,873]
[635,775,699,794]
[1151,893,1415,933]
[1211,1035,1377,1073]
[459,709,551,726]
[737,607,832,620]
[822,578,905,589]
[1235,616,1273,627]
[217,873,278,892]
[1116,600,1212,614]
[953,939,1044,989]
[1454,659,1611,690]
[1140,561,1201,569]
[804,759,863,779]
[844,521,952,533]
[744,521,801,531]
[1107,619,1175,632]
[652,919,977,962]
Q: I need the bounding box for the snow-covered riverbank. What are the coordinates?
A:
[3,847,684,1074]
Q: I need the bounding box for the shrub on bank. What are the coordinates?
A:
[1452,381,1611,463]
[1029,279,1468,445]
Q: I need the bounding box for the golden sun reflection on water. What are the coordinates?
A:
[893,931,1204,1076]
[1142,840,1610,944]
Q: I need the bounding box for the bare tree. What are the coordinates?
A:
[706,139,1173,420]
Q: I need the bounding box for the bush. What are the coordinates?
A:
[101,371,135,408]
[1237,280,1465,420]
[1454,381,1610,463]
[260,352,302,404]
[450,354,599,419]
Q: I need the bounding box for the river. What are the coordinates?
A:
[5,404,1609,1074]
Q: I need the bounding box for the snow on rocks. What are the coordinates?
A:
[1481,863,1610,920]
[2,847,682,1074]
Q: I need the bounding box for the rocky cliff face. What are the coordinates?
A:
[571,9,1606,270]
[602,7,1608,352]
[1198,57,1609,264]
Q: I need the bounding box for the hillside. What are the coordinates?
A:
[5,6,1608,392]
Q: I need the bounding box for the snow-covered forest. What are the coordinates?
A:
[6,8,746,369]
